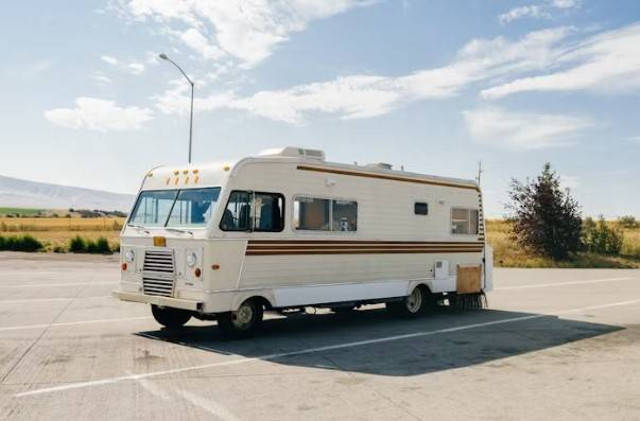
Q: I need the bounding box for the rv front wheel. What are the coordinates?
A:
[151,305,192,329]
[386,287,426,319]
[217,299,264,339]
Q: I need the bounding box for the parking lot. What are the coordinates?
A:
[0,252,639,420]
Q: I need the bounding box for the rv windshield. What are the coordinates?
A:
[128,188,221,229]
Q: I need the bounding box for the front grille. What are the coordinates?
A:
[142,249,175,297]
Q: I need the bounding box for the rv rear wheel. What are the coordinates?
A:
[386,287,427,319]
[151,305,192,329]
[217,299,264,339]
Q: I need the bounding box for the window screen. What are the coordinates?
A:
[414,202,429,215]
[451,208,479,235]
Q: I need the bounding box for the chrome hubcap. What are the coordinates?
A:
[406,288,423,313]
[231,304,254,328]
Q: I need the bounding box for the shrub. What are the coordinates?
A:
[506,163,582,260]
[0,235,44,252]
[618,215,639,229]
[583,216,624,255]
[69,236,87,253]
[94,237,112,254]
[68,236,112,254]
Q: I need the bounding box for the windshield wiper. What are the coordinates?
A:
[128,224,150,234]
[165,227,194,236]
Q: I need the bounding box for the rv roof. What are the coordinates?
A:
[144,147,478,191]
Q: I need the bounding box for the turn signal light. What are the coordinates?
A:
[121,262,128,271]
[194,268,201,278]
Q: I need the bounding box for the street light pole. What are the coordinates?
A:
[159,53,195,164]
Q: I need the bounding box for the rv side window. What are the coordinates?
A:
[332,200,357,231]
[221,191,251,231]
[451,208,479,235]
[294,197,358,232]
[220,191,285,232]
[414,202,429,215]
[294,197,331,230]
[254,193,285,232]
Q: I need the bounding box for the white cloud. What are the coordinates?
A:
[122,0,372,67]
[101,54,146,75]
[552,0,579,9]
[499,5,547,24]
[499,0,580,24]
[463,107,592,150]
[45,97,154,131]
[481,24,640,99]
[92,72,113,84]
[101,55,119,65]
[154,27,572,123]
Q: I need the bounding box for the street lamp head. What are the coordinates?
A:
[158,53,169,61]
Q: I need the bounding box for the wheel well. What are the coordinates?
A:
[415,283,433,296]
[247,296,273,311]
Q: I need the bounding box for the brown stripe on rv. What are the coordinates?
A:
[297,165,480,191]
[246,248,483,256]
[248,240,484,245]
[246,245,484,250]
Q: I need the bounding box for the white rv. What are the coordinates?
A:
[114,147,492,338]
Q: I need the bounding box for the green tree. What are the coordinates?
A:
[506,163,582,260]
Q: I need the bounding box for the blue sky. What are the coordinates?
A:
[1,0,639,217]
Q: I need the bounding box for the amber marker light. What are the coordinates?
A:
[211,264,220,270]
[121,262,128,271]
[194,268,202,277]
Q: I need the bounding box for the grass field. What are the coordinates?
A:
[1,214,639,268]
[0,207,44,216]
[0,216,124,251]
[487,220,640,268]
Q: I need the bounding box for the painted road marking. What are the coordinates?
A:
[497,277,633,291]
[0,296,112,304]
[15,298,640,398]
[0,316,151,332]
[0,281,118,289]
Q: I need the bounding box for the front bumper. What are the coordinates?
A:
[113,291,203,311]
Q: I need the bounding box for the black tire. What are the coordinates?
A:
[217,299,264,339]
[330,306,357,315]
[151,305,192,329]
[386,287,429,319]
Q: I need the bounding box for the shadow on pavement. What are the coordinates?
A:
[135,307,622,377]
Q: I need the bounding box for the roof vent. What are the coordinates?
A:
[365,162,393,170]
[258,147,325,161]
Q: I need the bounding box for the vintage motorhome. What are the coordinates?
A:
[114,147,493,338]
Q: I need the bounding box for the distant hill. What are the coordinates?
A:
[0,175,135,212]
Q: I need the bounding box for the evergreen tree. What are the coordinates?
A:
[506,163,582,260]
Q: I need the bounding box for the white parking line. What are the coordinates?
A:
[0,281,118,289]
[15,297,640,398]
[0,316,151,332]
[496,277,633,291]
[0,296,112,304]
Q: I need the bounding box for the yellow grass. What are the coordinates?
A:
[0,217,125,250]
[487,219,640,268]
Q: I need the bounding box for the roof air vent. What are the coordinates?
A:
[258,147,325,161]
[365,162,393,170]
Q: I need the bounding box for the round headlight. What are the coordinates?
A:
[186,251,197,268]
[125,249,135,263]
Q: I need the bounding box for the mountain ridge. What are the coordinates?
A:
[0,174,135,212]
